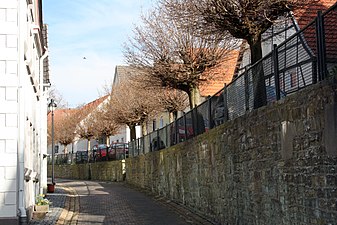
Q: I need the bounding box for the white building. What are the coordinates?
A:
[0,0,50,224]
[109,66,142,144]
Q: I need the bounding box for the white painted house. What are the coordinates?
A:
[0,0,50,224]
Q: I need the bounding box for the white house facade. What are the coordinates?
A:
[0,0,49,224]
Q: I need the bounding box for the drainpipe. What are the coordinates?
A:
[39,47,48,195]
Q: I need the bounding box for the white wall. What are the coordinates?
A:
[0,0,48,221]
[0,0,19,218]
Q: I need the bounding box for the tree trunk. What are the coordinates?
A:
[141,123,147,136]
[87,139,91,151]
[106,136,110,145]
[87,139,91,162]
[169,111,177,123]
[129,125,137,141]
[63,145,67,154]
[187,86,200,109]
[249,37,267,109]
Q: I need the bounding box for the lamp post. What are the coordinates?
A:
[48,99,57,185]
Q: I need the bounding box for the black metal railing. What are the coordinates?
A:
[47,143,129,165]
[129,3,337,157]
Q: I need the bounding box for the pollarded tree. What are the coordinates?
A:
[76,105,97,152]
[108,78,163,140]
[54,109,80,154]
[162,0,315,108]
[93,105,121,145]
[123,3,235,109]
[157,87,188,122]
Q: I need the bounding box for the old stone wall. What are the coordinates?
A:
[48,160,125,182]
[125,79,337,225]
[50,79,337,224]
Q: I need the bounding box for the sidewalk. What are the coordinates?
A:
[28,182,78,225]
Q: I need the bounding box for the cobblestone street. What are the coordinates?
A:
[29,179,213,225]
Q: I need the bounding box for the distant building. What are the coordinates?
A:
[109,66,142,143]
[0,0,50,224]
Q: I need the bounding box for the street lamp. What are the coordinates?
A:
[48,99,57,186]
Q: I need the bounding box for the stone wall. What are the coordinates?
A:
[125,79,337,225]
[48,160,125,182]
[51,79,337,224]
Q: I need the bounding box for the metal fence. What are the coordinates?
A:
[48,143,129,165]
[129,3,337,157]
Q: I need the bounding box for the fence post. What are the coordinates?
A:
[244,67,250,110]
[316,10,327,81]
[156,129,160,151]
[183,113,187,141]
[208,96,213,130]
[142,136,145,155]
[149,134,152,152]
[194,106,199,136]
[273,44,281,101]
[165,124,169,148]
[223,84,229,121]
[175,119,178,145]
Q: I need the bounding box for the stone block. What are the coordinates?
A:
[6,9,16,22]
[0,204,16,217]
[324,103,337,156]
[5,113,17,127]
[281,121,296,160]
[0,153,16,167]
[5,87,16,101]
[6,60,17,74]
[0,22,16,35]
[5,166,16,179]
[6,35,16,48]
[0,48,16,60]
[4,192,15,204]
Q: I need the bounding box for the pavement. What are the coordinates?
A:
[28,179,215,225]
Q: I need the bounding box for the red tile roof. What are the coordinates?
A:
[294,1,337,60]
[199,50,240,97]
[294,0,336,29]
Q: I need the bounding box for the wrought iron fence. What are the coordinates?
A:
[129,3,337,157]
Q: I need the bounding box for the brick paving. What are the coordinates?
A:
[29,187,67,225]
[29,179,214,225]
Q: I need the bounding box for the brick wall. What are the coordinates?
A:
[125,78,337,225]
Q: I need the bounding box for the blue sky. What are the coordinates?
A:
[43,0,154,107]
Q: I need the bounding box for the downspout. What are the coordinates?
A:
[18,2,28,225]
[39,47,48,195]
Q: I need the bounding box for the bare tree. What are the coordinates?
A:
[108,78,163,140]
[76,105,97,151]
[123,3,235,109]
[157,87,189,122]
[49,86,68,109]
[162,0,315,108]
[94,105,121,145]
[53,109,80,154]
